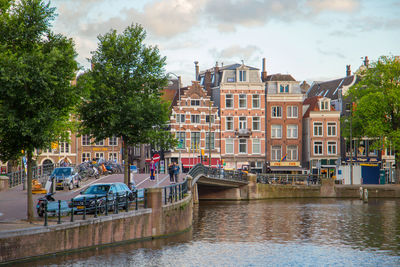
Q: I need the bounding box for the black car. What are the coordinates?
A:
[71,182,134,213]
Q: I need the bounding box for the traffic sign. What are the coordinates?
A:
[152,154,160,163]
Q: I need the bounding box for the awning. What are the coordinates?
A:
[269,166,307,172]
[180,158,220,168]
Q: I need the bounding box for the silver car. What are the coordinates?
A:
[50,167,81,190]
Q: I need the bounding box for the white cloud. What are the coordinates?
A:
[210,45,262,63]
[306,0,360,13]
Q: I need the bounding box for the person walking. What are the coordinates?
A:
[168,163,174,183]
[173,162,180,183]
[150,160,155,181]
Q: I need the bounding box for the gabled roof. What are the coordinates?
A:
[265,74,296,82]
[307,75,359,100]
[199,63,259,75]
[303,96,338,118]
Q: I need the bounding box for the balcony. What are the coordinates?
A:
[235,128,252,137]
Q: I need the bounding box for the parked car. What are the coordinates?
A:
[50,167,81,190]
[71,182,134,214]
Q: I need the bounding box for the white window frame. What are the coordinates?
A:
[252,117,260,131]
[95,139,104,146]
[239,139,247,154]
[226,139,234,154]
[191,114,200,124]
[95,152,104,160]
[225,94,233,109]
[271,106,282,118]
[314,141,323,155]
[239,94,247,109]
[313,122,323,137]
[226,117,234,131]
[206,115,215,123]
[82,135,90,146]
[239,70,246,82]
[191,132,201,149]
[327,141,337,155]
[191,100,200,106]
[60,142,70,153]
[252,94,260,109]
[252,139,261,154]
[327,122,337,137]
[109,152,118,162]
[287,124,298,139]
[320,100,330,111]
[109,136,118,146]
[205,132,215,150]
[271,146,282,161]
[287,106,298,118]
[239,117,247,130]
[176,132,186,149]
[271,124,282,138]
[82,152,91,163]
[176,114,185,123]
[287,145,298,161]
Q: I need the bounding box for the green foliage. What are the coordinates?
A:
[0,0,79,161]
[78,24,169,147]
[346,55,400,154]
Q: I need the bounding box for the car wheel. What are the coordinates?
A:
[99,203,105,214]
[69,182,74,190]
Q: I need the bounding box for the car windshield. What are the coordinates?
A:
[83,185,110,195]
[52,168,71,176]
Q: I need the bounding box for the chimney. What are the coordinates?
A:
[194,61,199,81]
[364,56,369,68]
[346,65,351,76]
[214,61,219,87]
[261,58,267,82]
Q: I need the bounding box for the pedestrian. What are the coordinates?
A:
[168,163,174,182]
[173,162,180,183]
[150,160,155,181]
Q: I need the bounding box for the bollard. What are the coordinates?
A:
[70,198,74,222]
[57,200,61,224]
[115,195,119,214]
[44,200,48,226]
[164,187,167,205]
[125,192,129,212]
[94,196,98,218]
[363,189,368,203]
[135,193,138,210]
[83,197,86,220]
[359,187,363,200]
[105,194,109,216]
[144,189,147,208]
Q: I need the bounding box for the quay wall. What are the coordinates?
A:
[0,189,193,264]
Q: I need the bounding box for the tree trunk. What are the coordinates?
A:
[123,138,129,186]
[26,150,34,222]
[396,156,400,184]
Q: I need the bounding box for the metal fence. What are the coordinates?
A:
[256,173,323,185]
[188,164,248,184]
[7,163,61,188]
[162,179,188,205]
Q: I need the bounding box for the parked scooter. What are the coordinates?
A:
[36,192,55,217]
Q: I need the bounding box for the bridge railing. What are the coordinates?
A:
[256,173,323,185]
[188,164,248,184]
[162,179,188,205]
[7,163,61,188]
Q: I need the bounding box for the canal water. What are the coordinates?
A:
[16,198,400,266]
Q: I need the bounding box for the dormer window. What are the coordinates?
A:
[191,100,200,106]
[320,100,330,111]
[279,84,289,93]
[239,70,246,82]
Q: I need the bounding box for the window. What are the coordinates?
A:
[133,145,140,156]
[109,136,118,146]
[109,152,118,162]
[176,132,186,149]
[271,146,282,161]
[313,122,323,136]
[205,132,215,149]
[320,100,329,110]
[82,152,90,163]
[60,142,70,153]
[82,135,90,146]
[226,139,234,154]
[287,106,298,118]
[95,152,104,160]
[225,94,233,108]
[314,141,323,155]
[252,117,260,131]
[226,117,234,131]
[191,100,200,106]
[206,115,215,123]
[95,139,104,146]
[239,94,247,108]
[272,106,282,118]
[327,142,337,155]
[252,95,260,108]
[239,117,247,130]
[280,84,289,93]
[239,70,246,81]
[327,122,337,136]
[239,139,247,153]
[271,125,282,138]
[176,114,185,123]
[191,132,200,149]
[252,139,261,154]
[191,114,200,124]
[287,125,298,139]
[287,145,298,161]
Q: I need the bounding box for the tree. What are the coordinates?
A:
[78,24,170,185]
[346,56,400,183]
[0,0,78,221]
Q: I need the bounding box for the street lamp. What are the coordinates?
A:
[167,72,182,174]
[345,103,353,185]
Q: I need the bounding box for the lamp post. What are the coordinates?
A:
[168,73,182,174]
[345,103,353,185]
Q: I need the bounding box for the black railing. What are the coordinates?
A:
[188,164,248,184]
[162,179,188,205]
[256,173,323,185]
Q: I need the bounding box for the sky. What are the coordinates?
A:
[50,0,400,85]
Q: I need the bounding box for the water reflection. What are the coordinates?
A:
[11,198,400,266]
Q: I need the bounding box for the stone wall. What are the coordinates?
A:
[0,176,8,192]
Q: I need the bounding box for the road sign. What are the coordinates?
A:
[152,154,160,163]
